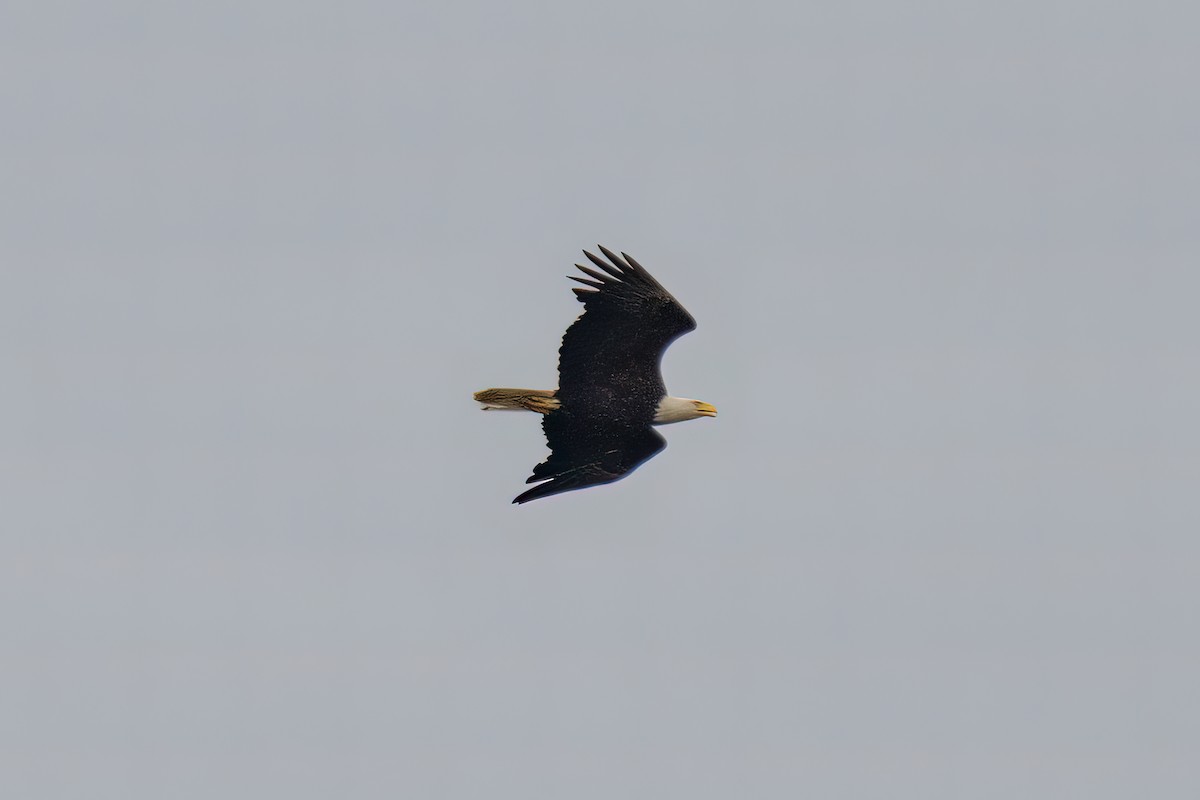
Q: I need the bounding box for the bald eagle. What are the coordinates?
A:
[475,246,716,504]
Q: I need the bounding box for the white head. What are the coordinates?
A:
[653,396,718,425]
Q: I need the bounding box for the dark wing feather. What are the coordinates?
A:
[513,419,666,504]
[556,247,697,424]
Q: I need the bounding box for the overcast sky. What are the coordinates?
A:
[3,1,1199,798]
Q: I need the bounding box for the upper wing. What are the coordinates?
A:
[513,416,667,504]
[556,246,697,422]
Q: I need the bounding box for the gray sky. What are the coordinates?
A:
[3,1,1199,797]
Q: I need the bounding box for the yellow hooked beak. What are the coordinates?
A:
[694,401,718,418]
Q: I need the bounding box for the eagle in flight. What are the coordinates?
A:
[475,246,716,504]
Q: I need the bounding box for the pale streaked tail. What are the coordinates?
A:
[474,388,560,414]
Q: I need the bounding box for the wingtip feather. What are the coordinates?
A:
[620,251,648,276]
[583,249,625,279]
[574,263,611,283]
[596,244,628,270]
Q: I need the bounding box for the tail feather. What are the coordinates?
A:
[473,388,560,414]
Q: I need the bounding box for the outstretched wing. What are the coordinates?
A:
[513,414,666,504]
[556,246,697,424]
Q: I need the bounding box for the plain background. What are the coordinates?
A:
[3,1,1198,797]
